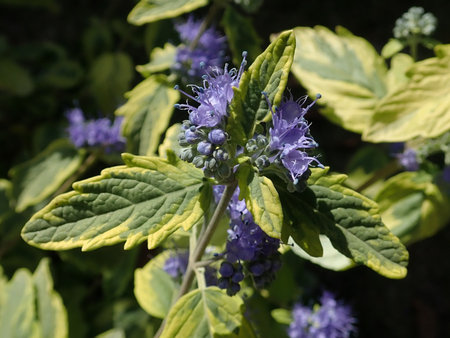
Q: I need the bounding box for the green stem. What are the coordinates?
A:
[409,34,419,61]
[355,160,401,193]
[154,180,238,338]
[188,1,222,51]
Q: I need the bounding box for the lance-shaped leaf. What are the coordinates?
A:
[116,76,179,156]
[291,26,388,134]
[158,124,182,158]
[375,171,450,245]
[134,250,177,318]
[128,0,208,26]
[33,258,68,338]
[21,152,209,251]
[0,269,38,338]
[363,53,450,142]
[228,30,295,144]
[161,287,244,338]
[240,170,282,239]
[10,139,84,212]
[279,168,409,278]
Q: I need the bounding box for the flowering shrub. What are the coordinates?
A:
[1,2,449,338]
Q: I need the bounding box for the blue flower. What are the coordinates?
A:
[288,291,357,338]
[176,57,246,128]
[266,94,323,182]
[397,148,419,171]
[163,252,189,278]
[66,108,125,152]
[173,16,227,80]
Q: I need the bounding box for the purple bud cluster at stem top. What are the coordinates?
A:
[66,108,125,152]
[175,53,247,182]
[288,291,357,338]
[214,185,281,296]
[245,94,323,191]
[173,16,227,81]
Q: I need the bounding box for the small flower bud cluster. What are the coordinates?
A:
[66,108,125,152]
[288,291,357,338]
[393,7,437,39]
[175,53,247,182]
[178,120,234,181]
[214,185,281,296]
[397,148,419,171]
[244,94,323,191]
[173,16,227,81]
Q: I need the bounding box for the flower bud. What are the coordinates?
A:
[208,129,227,145]
[197,141,213,155]
[192,155,205,168]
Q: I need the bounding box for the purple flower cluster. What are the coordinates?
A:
[163,251,189,278]
[288,291,357,338]
[268,95,322,182]
[176,54,247,181]
[173,16,227,81]
[244,94,322,191]
[397,148,419,171]
[214,185,281,295]
[66,108,125,152]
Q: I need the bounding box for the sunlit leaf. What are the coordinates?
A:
[161,287,244,338]
[291,26,388,133]
[134,250,177,318]
[128,0,208,26]
[136,43,176,76]
[364,54,450,142]
[116,75,179,156]
[21,153,209,251]
[228,30,295,144]
[280,168,409,278]
[375,171,450,245]
[10,139,84,212]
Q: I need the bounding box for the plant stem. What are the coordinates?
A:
[188,1,222,51]
[355,160,400,193]
[154,180,237,338]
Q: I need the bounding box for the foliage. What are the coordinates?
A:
[1,1,449,337]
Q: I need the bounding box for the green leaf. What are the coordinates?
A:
[363,54,450,142]
[241,171,282,239]
[10,139,84,212]
[158,123,182,158]
[0,269,38,338]
[89,52,133,114]
[33,258,68,338]
[0,58,34,96]
[381,38,405,59]
[38,59,83,89]
[221,6,262,65]
[116,76,179,156]
[128,0,209,26]
[290,235,354,271]
[291,26,388,133]
[134,250,177,318]
[435,44,450,57]
[0,179,12,217]
[21,153,209,251]
[375,171,450,245]
[271,308,292,325]
[136,43,176,76]
[280,168,409,278]
[386,53,414,93]
[228,30,295,144]
[161,287,244,338]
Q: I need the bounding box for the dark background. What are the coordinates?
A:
[1,1,449,337]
